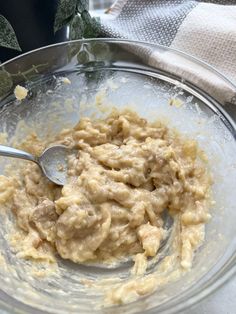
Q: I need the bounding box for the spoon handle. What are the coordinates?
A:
[0,145,38,164]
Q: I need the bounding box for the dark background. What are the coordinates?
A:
[0,0,67,62]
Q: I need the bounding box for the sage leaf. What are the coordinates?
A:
[77,50,90,64]
[54,0,77,33]
[0,70,13,98]
[0,15,21,51]
[77,0,89,13]
[81,11,100,38]
[69,15,84,40]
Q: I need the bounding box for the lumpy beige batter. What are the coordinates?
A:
[0,109,212,304]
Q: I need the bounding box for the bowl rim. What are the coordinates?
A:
[2,37,236,92]
[0,38,236,314]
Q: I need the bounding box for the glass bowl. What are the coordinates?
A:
[0,39,236,314]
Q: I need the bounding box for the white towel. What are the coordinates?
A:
[99,0,236,106]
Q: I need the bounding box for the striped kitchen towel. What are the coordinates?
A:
[99,0,236,106]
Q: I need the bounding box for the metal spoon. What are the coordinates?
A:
[0,144,69,185]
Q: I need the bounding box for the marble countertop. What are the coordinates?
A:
[183,279,236,314]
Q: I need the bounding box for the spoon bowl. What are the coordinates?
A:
[0,144,69,185]
[38,145,69,185]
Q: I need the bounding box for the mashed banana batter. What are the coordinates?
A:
[0,109,212,304]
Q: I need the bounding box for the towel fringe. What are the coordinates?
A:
[105,0,129,17]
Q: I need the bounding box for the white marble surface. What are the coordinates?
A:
[183,278,236,314]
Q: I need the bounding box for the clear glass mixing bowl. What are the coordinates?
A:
[0,39,236,314]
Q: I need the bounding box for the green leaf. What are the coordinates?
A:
[81,11,101,38]
[0,15,21,51]
[69,15,84,40]
[77,0,89,13]
[77,49,90,64]
[54,0,77,33]
[0,70,13,98]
